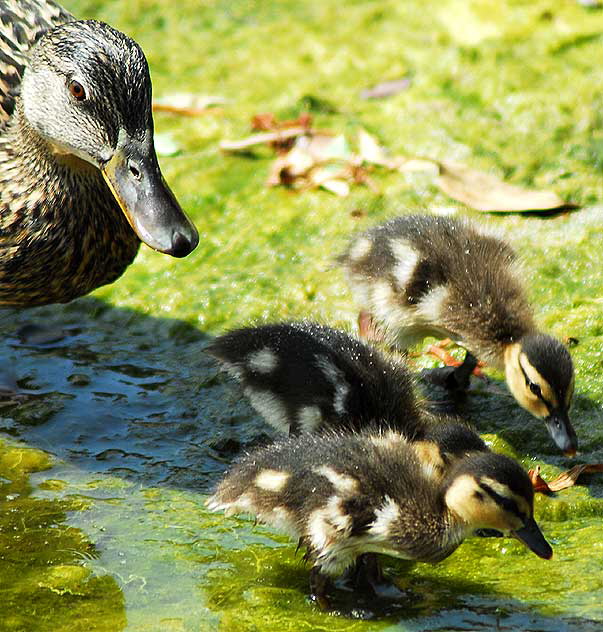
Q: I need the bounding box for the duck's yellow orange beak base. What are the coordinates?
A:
[101,133,198,258]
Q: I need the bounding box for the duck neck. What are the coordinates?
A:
[0,104,140,306]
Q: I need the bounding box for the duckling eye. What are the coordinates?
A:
[529,382,542,397]
[69,80,87,101]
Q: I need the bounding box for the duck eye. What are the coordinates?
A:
[69,80,86,101]
[529,382,542,397]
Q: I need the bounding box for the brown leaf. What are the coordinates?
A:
[528,466,552,493]
[529,463,603,493]
[547,464,603,492]
[251,112,312,131]
[435,161,571,212]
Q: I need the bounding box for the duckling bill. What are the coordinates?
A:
[0,1,198,305]
[207,431,552,604]
[339,214,577,455]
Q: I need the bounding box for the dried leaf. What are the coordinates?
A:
[153,93,227,116]
[360,78,411,99]
[319,179,350,196]
[436,161,570,212]
[397,158,439,174]
[251,112,312,131]
[220,128,311,152]
[529,463,603,493]
[547,464,603,492]
[315,134,353,161]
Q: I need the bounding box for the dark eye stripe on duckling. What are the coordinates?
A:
[518,355,557,411]
[479,482,527,522]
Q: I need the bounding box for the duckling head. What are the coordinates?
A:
[20,20,198,257]
[413,421,488,481]
[444,452,552,560]
[504,333,576,455]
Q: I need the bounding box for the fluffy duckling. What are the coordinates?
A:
[206,321,422,436]
[0,0,198,306]
[207,430,552,605]
[206,321,488,479]
[339,214,576,455]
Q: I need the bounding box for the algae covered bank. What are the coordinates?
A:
[0,0,603,630]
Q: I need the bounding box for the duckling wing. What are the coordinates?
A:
[0,0,73,124]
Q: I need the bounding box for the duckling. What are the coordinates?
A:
[207,430,552,605]
[206,321,488,478]
[339,214,576,455]
[0,0,199,306]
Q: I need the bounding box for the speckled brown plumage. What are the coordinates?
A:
[0,4,146,306]
[0,0,71,122]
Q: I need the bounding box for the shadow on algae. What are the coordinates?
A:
[0,296,602,631]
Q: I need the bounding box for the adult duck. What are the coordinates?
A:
[0,0,198,306]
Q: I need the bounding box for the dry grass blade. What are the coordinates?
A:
[220,128,312,152]
[436,161,570,212]
[153,93,227,116]
[360,77,411,99]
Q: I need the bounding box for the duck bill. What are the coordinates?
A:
[101,133,199,258]
[544,410,577,456]
[512,517,553,560]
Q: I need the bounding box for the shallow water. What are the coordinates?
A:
[2,0,603,630]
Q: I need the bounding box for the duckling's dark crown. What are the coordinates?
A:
[444,452,533,502]
[519,332,573,394]
[30,20,152,139]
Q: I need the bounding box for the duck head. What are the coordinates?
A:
[504,334,576,456]
[444,452,552,560]
[20,20,198,257]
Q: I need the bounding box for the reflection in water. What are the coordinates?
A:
[0,299,602,630]
[0,440,126,631]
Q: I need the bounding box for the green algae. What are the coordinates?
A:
[0,440,126,631]
[0,0,603,630]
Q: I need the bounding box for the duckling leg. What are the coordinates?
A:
[450,351,479,390]
[309,566,333,610]
[351,554,405,599]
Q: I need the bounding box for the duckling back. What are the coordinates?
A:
[206,321,423,436]
[207,430,458,575]
[339,215,535,366]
